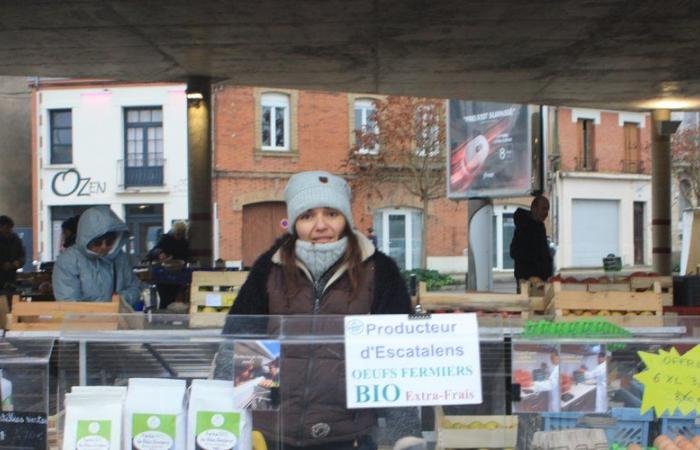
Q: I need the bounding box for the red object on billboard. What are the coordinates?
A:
[449,118,514,192]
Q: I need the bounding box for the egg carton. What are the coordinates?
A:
[542,408,653,447]
[434,408,518,449]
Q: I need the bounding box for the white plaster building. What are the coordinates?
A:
[32,80,189,262]
[492,107,652,272]
[550,172,651,269]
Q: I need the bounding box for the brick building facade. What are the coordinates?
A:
[210,86,654,273]
[547,107,652,269]
[211,84,468,271]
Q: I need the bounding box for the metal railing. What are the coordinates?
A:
[117,158,166,187]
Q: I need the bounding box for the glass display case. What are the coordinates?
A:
[512,315,700,449]
[13,312,700,449]
[54,313,508,450]
[0,336,54,450]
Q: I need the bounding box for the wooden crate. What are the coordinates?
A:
[5,295,124,330]
[0,294,9,329]
[544,281,664,327]
[630,275,673,306]
[189,271,249,327]
[434,407,518,449]
[417,281,533,313]
[550,276,672,305]
[549,281,632,292]
[48,412,61,450]
[524,280,548,314]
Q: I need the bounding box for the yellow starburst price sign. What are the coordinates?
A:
[634,345,700,415]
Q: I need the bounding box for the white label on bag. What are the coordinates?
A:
[205,294,223,307]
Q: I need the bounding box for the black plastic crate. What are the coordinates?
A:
[672,275,700,306]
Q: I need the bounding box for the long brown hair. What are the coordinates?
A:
[280,224,364,298]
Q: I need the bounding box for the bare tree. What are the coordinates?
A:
[671,124,700,206]
[344,96,446,268]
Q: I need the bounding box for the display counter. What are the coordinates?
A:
[0,336,53,450]
[2,314,700,449]
[43,313,505,450]
[512,315,700,449]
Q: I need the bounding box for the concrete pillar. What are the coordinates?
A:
[0,77,31,229]
[467,199,494,291]
[187,77,213,266]
[651,109,673,275]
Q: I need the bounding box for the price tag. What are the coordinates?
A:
[205,294,223,307]
[0,411,47,450]
[634,345,700,415]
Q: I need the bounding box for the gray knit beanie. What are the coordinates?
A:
[284,171,354,234]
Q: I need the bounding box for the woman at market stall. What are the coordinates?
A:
[222,170,418,450]
[52,206,141,306]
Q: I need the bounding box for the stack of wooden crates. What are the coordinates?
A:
[189,271,249,327]
[4,294,126,330]
[543,276,668,327]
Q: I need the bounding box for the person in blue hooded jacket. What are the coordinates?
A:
[52,206,141,306]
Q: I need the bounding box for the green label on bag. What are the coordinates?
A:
[132,414,176,450]
[195,412,239,450]
[76,420,111,450]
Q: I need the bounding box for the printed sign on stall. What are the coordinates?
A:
[634,345,700,415]
[344,314,482,408]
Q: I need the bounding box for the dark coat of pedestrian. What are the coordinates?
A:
[148,222,190,262]
[0,215,26,290]
[509,196,553,282]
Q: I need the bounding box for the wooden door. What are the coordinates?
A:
[242,201,287,268]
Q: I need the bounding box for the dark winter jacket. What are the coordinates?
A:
[223,231,415,447]
[509,207,553,281]
[147,233,190,261]
[0,231,25,289]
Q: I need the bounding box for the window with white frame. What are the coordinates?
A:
[261,93,290,151]
[492,205,518,270]
[124,107,164,187]
[373,208,423,270]
[354,98,379,154]
[49,109,73,164]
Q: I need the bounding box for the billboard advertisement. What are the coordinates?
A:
[448,101,537,199]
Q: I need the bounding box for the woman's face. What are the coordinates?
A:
[87,233,117,256]
[294,207,347,243]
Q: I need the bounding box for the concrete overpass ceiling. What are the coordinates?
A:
[3,0,700,110]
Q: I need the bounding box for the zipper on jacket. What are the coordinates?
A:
[297,270,334,443]
[312,278,324,314]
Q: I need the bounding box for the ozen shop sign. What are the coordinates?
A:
[51,169,106,197]
[344,314,482,408]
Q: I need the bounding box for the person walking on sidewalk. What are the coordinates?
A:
[510,195,553,288]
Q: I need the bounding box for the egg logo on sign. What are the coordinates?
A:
[147,416,161,429]
[211,414,224,427]
[346,319,365,336]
